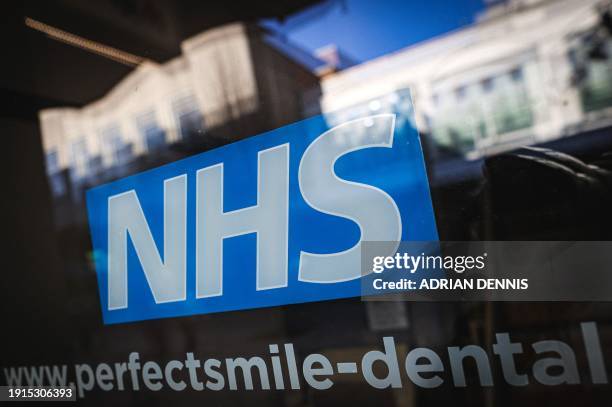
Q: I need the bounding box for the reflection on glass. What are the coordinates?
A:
[137,110,166,152]
[173,95,205,140]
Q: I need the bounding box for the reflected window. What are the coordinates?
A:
[46,150,59,174]
[573,38,612,112]
[430,64,533,155]
[510,67,523,81]
[70,139,89,180]
[101,125,132,166]
[491,69,532,135]
[455,86,467,101]
[173,95,204,139]
[46,150,65,196]
[137,111,166,152]
[88,156,103,177]
[481,77,494,93]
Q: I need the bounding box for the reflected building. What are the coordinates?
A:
[41,0,612,222]
[40,22,320,226]
[315,0,612,160]
[29,2,612,405]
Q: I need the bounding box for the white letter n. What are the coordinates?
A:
[107,175,187,310]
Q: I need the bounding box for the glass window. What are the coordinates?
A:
[45,150,59,174]
[137,111,166,152]
[481,77,494,93]
[510,67,523,81]
[455,85,467,101]
[172,95,205,139]
[100,125,132,166]
[70,138,89,179]
[430,64,533,155]
[45,150,65,196]
[574,38,612,112]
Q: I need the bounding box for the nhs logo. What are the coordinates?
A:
[87,113,437,324]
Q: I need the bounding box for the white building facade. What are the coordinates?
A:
[315,0,612,159]
[40,0,612,202]
[40,23,316,202]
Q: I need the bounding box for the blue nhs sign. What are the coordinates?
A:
[87,113,437,324]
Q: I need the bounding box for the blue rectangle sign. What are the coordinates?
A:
[87,109,438,324]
